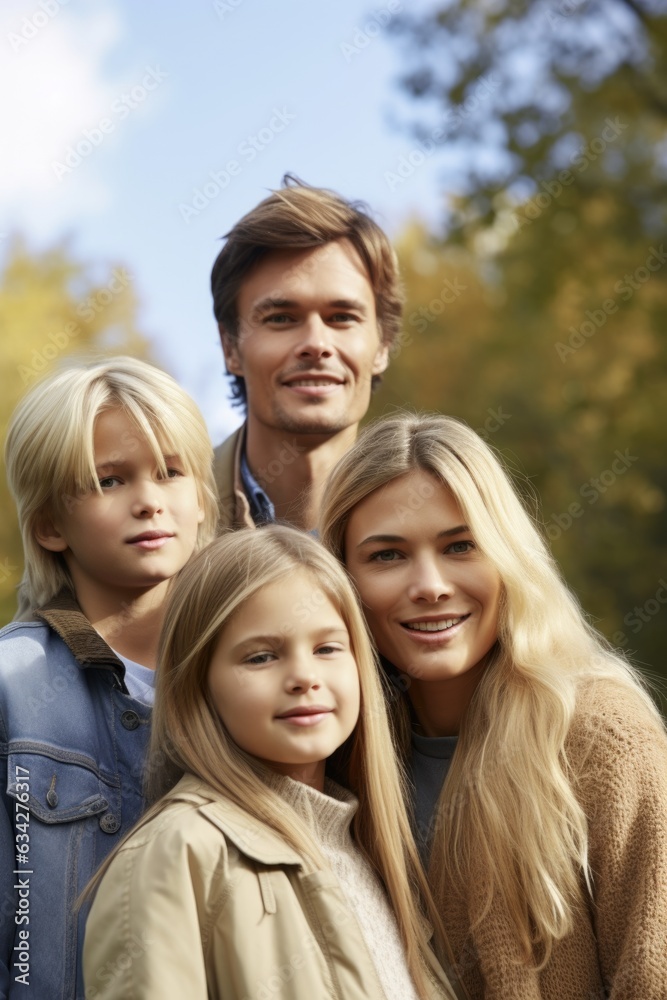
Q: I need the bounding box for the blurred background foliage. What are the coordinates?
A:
[0,240,151,626]
[371,0,667,705]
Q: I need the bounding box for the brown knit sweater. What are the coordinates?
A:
[440,680,667,999]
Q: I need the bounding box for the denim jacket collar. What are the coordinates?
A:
[33,589,128,691]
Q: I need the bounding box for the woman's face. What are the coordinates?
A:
[344,469,501,688]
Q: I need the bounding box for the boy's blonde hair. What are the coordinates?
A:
[134,526,454,1000]
[320,412,664,968]
[5,356,218,616]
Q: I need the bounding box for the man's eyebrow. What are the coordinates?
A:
[250,297,296,319]
[250,297,369,320]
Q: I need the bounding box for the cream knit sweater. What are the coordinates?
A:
[440,680,667,999]
[270,773,422,1000]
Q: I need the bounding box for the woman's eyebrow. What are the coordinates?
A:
[356,525,469,548]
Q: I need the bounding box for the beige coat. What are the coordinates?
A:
[83,774,452,1000]
[213,424,255,530]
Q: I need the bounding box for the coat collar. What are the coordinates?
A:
[34,589,127,689]
[165,772,305,867]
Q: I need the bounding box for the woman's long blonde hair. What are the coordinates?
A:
[319,412,663,968]
[89,525,457,1000]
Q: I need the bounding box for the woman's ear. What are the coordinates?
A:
[34,515,69,553]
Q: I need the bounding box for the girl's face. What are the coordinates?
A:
[207,569,360,790]
[344,469,501,692]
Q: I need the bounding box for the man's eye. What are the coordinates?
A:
[265,313,293,324]
[330,313,356,323]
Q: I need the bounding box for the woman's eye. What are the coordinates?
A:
[447,540,474,554]
[369,549,400,562]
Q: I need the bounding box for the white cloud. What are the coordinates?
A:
[0,3,124,227]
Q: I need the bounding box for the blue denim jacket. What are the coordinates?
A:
[0,592,152,1000]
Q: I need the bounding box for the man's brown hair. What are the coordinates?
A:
[210,175,404,407]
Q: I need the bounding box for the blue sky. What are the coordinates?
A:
[1,0,448,443]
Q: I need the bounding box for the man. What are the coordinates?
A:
[210,176,404,531]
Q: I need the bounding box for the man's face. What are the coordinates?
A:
[223,240,389,438]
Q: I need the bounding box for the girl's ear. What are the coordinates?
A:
[34,514,69,553]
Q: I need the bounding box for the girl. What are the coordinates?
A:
[319,413,667,1000]
[83,526,459,1000]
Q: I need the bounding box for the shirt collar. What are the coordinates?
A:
[240,448,276,525]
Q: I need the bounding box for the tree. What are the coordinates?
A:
[0,238,151,625]
[388,0,667,238]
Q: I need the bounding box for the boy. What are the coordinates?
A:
[0,357,217,999]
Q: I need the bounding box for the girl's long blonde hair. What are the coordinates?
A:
[319,412,663,968]
[89,525,457,1000]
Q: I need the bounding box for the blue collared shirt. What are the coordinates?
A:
[240,449,276,525]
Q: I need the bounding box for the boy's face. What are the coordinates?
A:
[223,240,389,439]
[38,408,204,605]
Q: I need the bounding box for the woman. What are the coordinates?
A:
[319,413,667,1000]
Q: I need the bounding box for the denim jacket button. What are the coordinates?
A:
[99,813,120,834]
[121,710,140,730]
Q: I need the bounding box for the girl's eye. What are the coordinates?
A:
[245,651,275,666]
[165,467,184,479]
[316,643,343,656]
[98,476,120,489]
[447,540,475,554]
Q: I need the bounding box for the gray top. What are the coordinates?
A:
[410,730,459,864]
